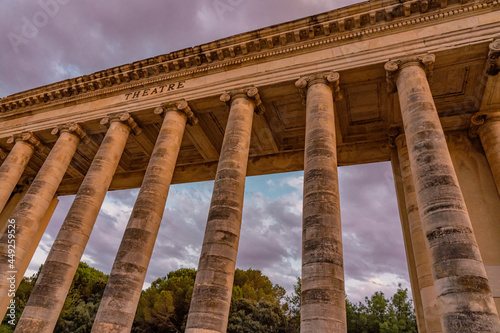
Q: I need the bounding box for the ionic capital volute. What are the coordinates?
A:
[486,39,500,76]
[388,127,402,148]
[385,54,435,93]
[295,71,342,103]
[220,87,266,115]
[469,112,500,138]
[51,123,90,144]
[100,112,142,135]
[6,132,43,151]
[0,146,8,160]
[154,99,198,126]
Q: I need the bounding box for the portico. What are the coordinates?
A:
[1,0,500,331]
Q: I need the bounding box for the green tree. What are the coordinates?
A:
[54,262,108,332]
[133,268,196,333]
[133,268,292,332]
[345,285,417,333]
[227,298,290,333]
[283,277,300,332]
[0,269,39,332]
[1,262,108,333]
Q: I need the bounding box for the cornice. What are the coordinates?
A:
[0,0,498,116]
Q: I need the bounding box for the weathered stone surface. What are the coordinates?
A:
[387,55,500,332]
[15,117,132,333]
[185,88,258,333]
[0,133,39,213]
[476,114,500,196]
[296,72,346,333]
[0,126,83,313]
[395,134,443,333]
[91,104,191,333]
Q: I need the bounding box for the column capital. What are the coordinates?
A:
[388,127,402,148]
[6,132,43,151]
[100,112,142,135]
[220,87,266,115]
[295,71,342,102]
[385,54,435,93]
[154,99,198,126]
[486,39,500,76]
[0,147,7,160]
[469,112,500,138]
[51,123,90,144]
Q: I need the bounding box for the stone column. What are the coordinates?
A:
[386,54,500,332]
[0,124,85,311]
[185,87,264,333]
[395,133,443,333]
[0,133,40,213]
[92,101,197,333]
[472,114,500,196]
[295,72,346,332]
[15,113,139,333]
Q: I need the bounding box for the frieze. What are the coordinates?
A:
[123,81,185,101]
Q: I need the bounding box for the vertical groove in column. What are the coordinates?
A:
[185,91,257,333]
[15,119,132,333]
[478,117,500,196]
[396,135,443,333]
[389,57,500,332]
[0,129,81,304]
[92,106,190,333]
[298,73,346,333]
[0,134,38,213]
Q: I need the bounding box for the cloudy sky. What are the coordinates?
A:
[1,0,411,303]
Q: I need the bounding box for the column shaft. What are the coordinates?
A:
[477,117,500,196]
[396,135,443,333]
[390,147,427,333]
[185,93,256,333]
[392,58,500,332]
[15,120,131,333]
[92,107,189,332]
[299,74,346,332]
[0,129,81,305]
[0,136,36,213]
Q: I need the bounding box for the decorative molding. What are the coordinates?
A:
[6,132,43,151]
[154,99,198,126]
[388,127,401,148]
[220,87,266,115]
[51,123,90,144]
[0,147,7,160]
[295,71,342,103]
[0,0,497,115]
[469,114,485,138]
[385,54,435,93]
[100,112,142,135]
[486,39,500,75]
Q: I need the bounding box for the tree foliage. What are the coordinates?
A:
[2,262,417,333]
[1,262,107,333]
[346,285,417,333]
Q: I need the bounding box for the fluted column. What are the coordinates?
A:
[472,114,500,196]
[295,72,346,332]
[0,124,85,313]
[0,133,40,213]
[15,113,139,333]
[395,133,443,333]
[92,100,197,333]
[386,54,500,332]
[185,87,264,333]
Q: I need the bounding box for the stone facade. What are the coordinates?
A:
[0,0,499,331]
